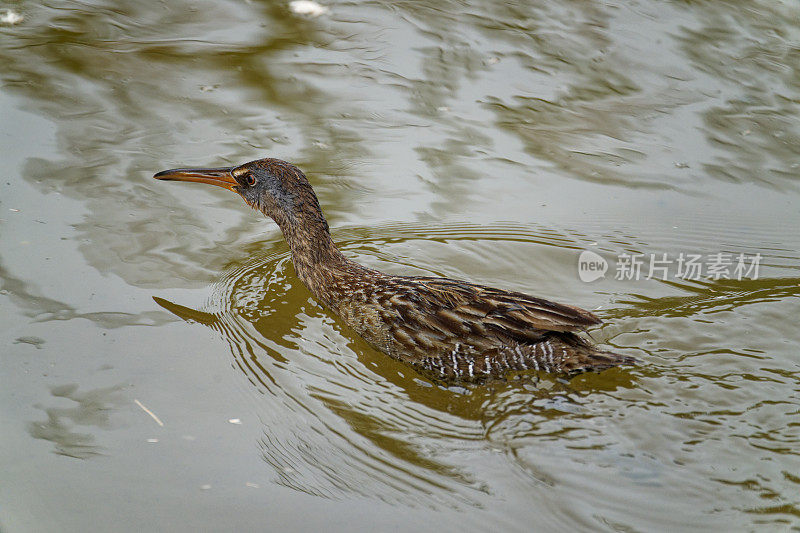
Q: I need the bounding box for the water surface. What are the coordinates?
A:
[1,1,799,531]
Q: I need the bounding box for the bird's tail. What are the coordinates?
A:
[555,334,638,373]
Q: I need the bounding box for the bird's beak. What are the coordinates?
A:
[153,166,238,191]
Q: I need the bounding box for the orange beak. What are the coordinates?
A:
[153,166,238,191]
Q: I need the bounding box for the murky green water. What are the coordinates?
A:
[2,1,799,531]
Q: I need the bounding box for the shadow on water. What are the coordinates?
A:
[153,224,641,507]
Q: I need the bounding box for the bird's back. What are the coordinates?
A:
[324,264,635,382]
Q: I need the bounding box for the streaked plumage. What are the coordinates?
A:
[154,157,636,382]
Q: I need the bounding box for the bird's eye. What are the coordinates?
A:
[245,174,257,186]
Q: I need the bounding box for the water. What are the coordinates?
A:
[1,1,799,531]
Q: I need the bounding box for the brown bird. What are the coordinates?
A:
[154,158,636,382]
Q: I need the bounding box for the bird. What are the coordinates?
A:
[154,158,637,382]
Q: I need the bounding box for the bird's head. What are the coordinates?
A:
[154,157,327,231]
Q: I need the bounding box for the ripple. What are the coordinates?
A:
[154,225,643,510]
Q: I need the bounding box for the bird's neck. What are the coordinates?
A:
[273,210,348,307]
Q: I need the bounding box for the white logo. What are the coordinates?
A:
[578,250,608,282]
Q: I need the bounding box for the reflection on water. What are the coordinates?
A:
[675,3,800,190]
[3,0,798,287]
[2,0,800,529]
[28,384,127,459]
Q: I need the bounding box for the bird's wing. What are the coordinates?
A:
[388,276,602,345]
